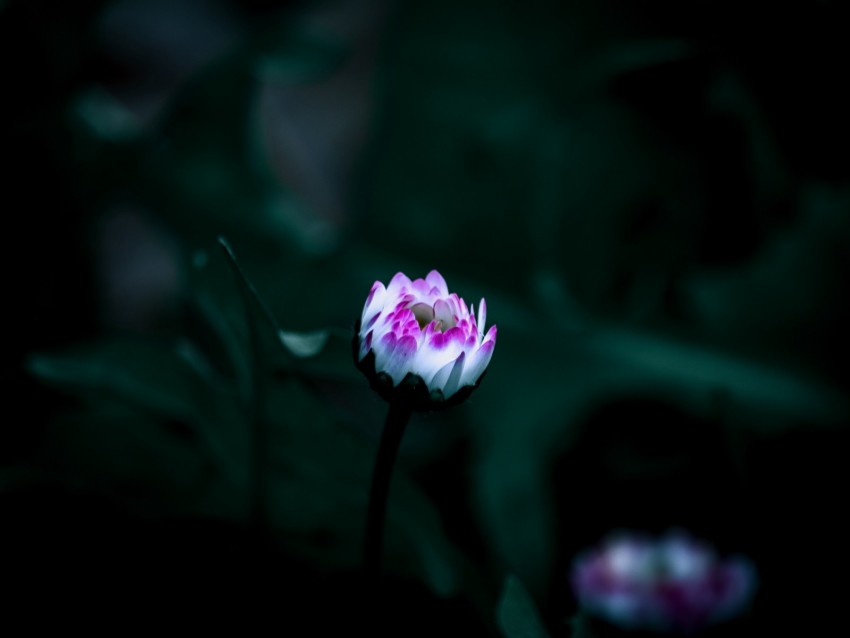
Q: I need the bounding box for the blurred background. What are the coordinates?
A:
[2,0,849,633]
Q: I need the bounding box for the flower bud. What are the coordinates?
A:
[355,270,497,411]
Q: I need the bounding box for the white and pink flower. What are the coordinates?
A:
[356,270,497,408]
[571,530,757,634]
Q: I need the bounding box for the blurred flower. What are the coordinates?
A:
[571,530,757,634]
[355,270,497,410]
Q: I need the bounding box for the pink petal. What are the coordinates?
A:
[425,270,448,295]
[373,331,398,370]
[358,330,373,361]
[416,326,464,382]
[364,311,381,331]
[386,272,412,299]
[361,281,387,327]
[411,277,431,296]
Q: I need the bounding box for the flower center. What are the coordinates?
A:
[410,303,435,329]
[410,302,455,332]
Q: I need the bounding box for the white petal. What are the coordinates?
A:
[477,298,487,338]
[361,281,387,324]
[386,272,412,300]
[372,332,398,372]
[383,335,418,385]
[429,355,456,394]
[434,299,454,329]
[459,338,495,387]
[413,333,463,383]
[442,351,466,399]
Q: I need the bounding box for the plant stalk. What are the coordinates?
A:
[363,402,412,578]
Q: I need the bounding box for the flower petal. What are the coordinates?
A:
[386,272,412,299]
[359,330,374,361]
[459,338,495,387]
[425,270,448,295]
[434,299,454,329]
[362,281,386,319]
[383,334,418,385]
[360,312,382,344]
[373,331,398,371]
[411,277,431,296]
[410,302,435,328]
[477,298,487,337]
[413,335,459,382]
[442,351,466,399]
[429,352,459,394]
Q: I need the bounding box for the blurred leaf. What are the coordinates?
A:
[279,329,330,358]
[45,402,217,513]
[496,574,550,638]
[585,326,849,426]
[25,300,467,599]
[25,337,249,516]
[184,289,252,395]
[26,338,244,454]
[27,339,237,430]
[216,236,337,371]
[684,182,850,380]
[217,235,296,371]
[597,39,694,77]
[71,86,141,142]
[254,22,348,84]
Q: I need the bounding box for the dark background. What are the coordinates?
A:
[2,0,848,634]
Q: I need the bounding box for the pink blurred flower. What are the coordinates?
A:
[571,530,757,634]
[355,270,497,409]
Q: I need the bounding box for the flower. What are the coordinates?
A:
[355,270,497,410]
[571,530,757,634]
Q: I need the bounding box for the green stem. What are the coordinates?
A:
[363,402,412,578]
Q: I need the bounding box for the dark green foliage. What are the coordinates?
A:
[3,0,849,633]
[497,574,551,638]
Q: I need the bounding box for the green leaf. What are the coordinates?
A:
[496,574,550,638]
[279,329,330,358]
[217,235,297,372]
[25,328,469,598]
[214,237,341,372]
[27,340,235,427]
[26,338,246,470]
[25,337,251,515]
